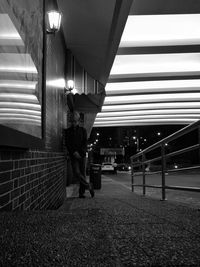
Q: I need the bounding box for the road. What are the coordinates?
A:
[102,170,200,209]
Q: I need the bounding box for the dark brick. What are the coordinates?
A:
[14,161,18,169]
[19,176,26,186]
[11,188,20,199]
[25,167,31,175]
[0,151,12,160]
[20,169,25,176]
[13,198,18,209]
[12,170,20,179]
[19,160,27,168]
[30,160,36,166]
[0,202,12,211]
[0,181,13,195]
[0,161,12,172]
[25,183,30,191]
[0,193,10,206]
[20,186,25,194]
[19,193,26,204]
[14,179,18,188]
[0,171,11,183]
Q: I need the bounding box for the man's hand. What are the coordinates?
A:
[73,151,81,159]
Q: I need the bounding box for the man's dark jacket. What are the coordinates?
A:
[65,125,87,158]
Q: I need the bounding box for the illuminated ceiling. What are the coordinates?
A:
[94,2,200,127]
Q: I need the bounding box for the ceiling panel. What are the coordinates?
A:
[94,2,200,127]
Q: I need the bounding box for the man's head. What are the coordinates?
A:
[71,111,80,127]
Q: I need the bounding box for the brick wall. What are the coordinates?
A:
[0,0,68,212]
[0,150,66,211]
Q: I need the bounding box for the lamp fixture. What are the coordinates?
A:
[46,10,62,34]
[67,80,74,90]
[64,79,74,94]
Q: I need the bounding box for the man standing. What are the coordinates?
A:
[65,111,94,198]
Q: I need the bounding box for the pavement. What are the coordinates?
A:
[1,175,200,266]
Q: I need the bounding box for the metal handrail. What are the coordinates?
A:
[130,120,200,200]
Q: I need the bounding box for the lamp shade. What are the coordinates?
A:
[67,80,74,90]
[46,10,62,33]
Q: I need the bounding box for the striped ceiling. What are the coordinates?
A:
[94,11,200,127]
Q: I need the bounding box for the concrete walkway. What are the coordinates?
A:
[1,176,200,266]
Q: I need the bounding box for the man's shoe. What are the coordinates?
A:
[79,195,86,199]
[89,184,95,198]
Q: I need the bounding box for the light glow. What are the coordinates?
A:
[0,80,37,89]
[67,80,74,90]
[102,102,200,112]
[104,93,200,105]
[0,102,41,110]
[120,14,200,47]
[106,79,200,94]
[47,11,62,33]
[0,93,38,103]
[0,108,40,115]
[0,54,38,73]
[110,53,200,77]
[47,78,66,88]
[94,118,196,127]
[95,114,200,121]
[97,109,200,118]
[0,113,41,119]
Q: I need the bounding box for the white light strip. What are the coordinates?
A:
[106,79,200,94]
[94,118,195,125]
[0,117,41,126]
[47,78,66,88]
[0,93,38,102]
[95,114,200,122]
[104,93,200,105]
[0,117,41,122]
[97,109,200,118]
[120,14,200,47]
[0,113,41,119]
[94,120,194,127]
[102,102,200,111]
[0,108,40,115]
[0,102,41,110]
[0,80,37,89]
[0,54,38,73]
[110,53,200,77]
[0,34,21,39]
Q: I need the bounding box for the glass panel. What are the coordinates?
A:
[0,0,43,138]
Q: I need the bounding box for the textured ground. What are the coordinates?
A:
[0,176,200,266]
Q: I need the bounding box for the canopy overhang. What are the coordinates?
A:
[94,0,200,127]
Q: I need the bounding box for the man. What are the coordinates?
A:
[65,111,94,198]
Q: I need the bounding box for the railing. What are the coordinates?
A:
[130,120,200,200]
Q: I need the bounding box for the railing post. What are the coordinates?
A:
[131,166,134,192]
[142,153,146,195]
[161,143,166,201]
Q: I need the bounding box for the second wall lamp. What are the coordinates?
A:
[64,80,74,94]
[46,10,62,33]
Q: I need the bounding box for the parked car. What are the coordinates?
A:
[117,163,131,172]
[101,162,115,173]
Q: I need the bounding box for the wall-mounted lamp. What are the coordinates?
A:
[64,80,74,94]
[46,10,62,34]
